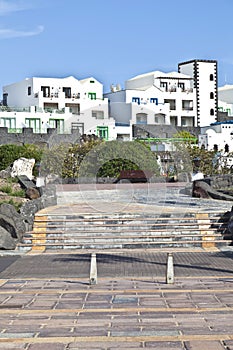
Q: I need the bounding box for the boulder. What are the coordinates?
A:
[26,187,40,200]
[20,198,43,229]
[0,166,11,179]
[0,226,16,250]
[192,180,233,201]
[11,158,35,180]
[0,203,26,240]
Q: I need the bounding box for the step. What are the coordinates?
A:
[18,210,233,252]
[17,239,232,251]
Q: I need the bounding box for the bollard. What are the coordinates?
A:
[166,252,174,284]
[89,253,97,285]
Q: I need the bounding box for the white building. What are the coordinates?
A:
[218,84,233,117]
[1,76,116,140]
[105,70,196,129]
[178,59,218,127]
[199,121,233,152]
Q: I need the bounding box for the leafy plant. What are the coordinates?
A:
[0,184,25,197]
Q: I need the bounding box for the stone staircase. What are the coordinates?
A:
[17,210,233,252]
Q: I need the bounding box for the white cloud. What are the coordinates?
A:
[0,0,31,15]
[0,25,44,39]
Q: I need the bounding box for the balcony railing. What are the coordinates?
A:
[35,92,80,99]
[0,106,30,112]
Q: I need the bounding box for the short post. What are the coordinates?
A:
[90,253,97,285]
[166,252,174,284]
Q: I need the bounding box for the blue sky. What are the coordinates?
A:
[0,0,233,93]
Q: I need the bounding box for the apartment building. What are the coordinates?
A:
[105,70,196,130]
[0,59,219,143]
[1,76,116,140]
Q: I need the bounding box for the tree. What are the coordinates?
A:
[79,140,160,178]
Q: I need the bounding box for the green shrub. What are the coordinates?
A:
[0,184,25,197]
[0,184,12,194]
[0,199,22,212]
[0,144,42,174]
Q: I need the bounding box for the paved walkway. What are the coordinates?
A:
[53,182,233,215]
[1,183,233,349]
[0,250,233,349]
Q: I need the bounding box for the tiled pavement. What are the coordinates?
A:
[1,183,233,349]
[0,251,233,349]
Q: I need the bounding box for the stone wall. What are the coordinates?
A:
[133,125,200,138]
[0,184,57,250]
[201,175,233,190]
[0,127,80,147]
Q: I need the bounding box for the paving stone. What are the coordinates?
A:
[72,328,108,336]
[68,342,142,349]
[0,332,35,338]
[0,344,27,349]
[37,327,73,337]
[145,341,184,348]
[110,330,180,336]
[28,344,66,350]
[223,340,233,349]
[184,340,225,349]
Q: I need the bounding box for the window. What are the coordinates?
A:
[210,74,214,81]
[41,86,50,98]
[92,111,104,119]
[88,92,96,100]
[164,99,176,110]
[210,108,214,116]
[182,100,193,111]
[136,113,147,125]
[160,82,168,91]
[63,87,71,98]
[71,122,84,135]
[90,80,95,83]
[97,126,108,140]
[49,119,64,133]
[2,93,8,106]
[25,118,41,132]
[210,92,214,99]
[225,144,229,153]
[1,117,16,131]
[132,97,140,105]
[178,82,185,91]
[28,86,31,96]
[150,98,158,105]
[170,116,177,126]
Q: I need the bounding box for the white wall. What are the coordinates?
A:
[179,60,217,127]
[199,123,233,151]
[197,62,217,126]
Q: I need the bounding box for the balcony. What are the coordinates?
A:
[185,88,193,93]
[168,87,177,92]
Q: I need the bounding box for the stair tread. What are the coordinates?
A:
[18,239,233,247]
